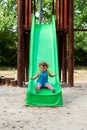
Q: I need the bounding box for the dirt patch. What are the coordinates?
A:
[0,84,87,130]
[0,70,17,79]
[0,69,87,130]
[74,70,87,81]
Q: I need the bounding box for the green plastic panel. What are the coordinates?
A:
[26,15,63,106]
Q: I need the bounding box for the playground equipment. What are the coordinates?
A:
[17,0,74,87]
[26,14,63,106]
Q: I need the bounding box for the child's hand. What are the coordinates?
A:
[30,74,38,80]
[53,74,57,77]
[30,77,33,80]
[55,74,57,76]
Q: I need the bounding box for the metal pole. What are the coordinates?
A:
[39,0,42,24]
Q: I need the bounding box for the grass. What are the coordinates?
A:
[74,66,87,70]
[0,66,17,71]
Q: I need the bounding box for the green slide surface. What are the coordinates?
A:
[26,15,63,106]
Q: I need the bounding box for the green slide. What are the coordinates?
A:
[26,15,63,106]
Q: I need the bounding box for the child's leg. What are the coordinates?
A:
[45,83,56,92]
[35,83,42,92]
[45,83,53,90]
[37,83,42,89]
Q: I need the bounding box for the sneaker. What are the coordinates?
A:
[52,88,56,93]
[35,87,39,93]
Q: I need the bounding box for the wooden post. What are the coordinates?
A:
[58,33,63,81]
[17,0,25,87]
[56,0,59,30]
[74,28,87,31]
[59,0,64,29]
[0,77,5,85]
[25,0,29,29]
[24,0,32,81]
[64,0,68,30]
[24,0,29,82]
[67,0,69,29]
[0,77,1,84]
[24,33,29,82]
[10,79,17,86]
[5,78,11,86]
[68,0,74,86]
[29,0,32,29]
[25,0,32,30]
[62,33,67,83]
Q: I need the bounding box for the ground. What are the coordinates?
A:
[0,69,87,130]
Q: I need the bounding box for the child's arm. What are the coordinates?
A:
[48,70,57,77]
[30,72,39,80]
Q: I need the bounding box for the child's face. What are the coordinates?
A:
[40,65,47,72]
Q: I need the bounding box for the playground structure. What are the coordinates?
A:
[17,0,74,87]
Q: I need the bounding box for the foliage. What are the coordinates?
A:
[74,0,87,65]
[0,0,17,66]
[0,66,16,71]
[75,66,87,70]
[0,30,17,66]
[74,0,87,28]
[0,0,17,31]
[0,0,87,66]
[35,0,54,23]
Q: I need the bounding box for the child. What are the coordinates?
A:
[30,61,57,93]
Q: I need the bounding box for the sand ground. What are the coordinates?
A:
[0,70,87,130]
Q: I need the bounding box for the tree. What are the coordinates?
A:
[74,0,87,28]
[0,0,87,66]
[74,0,87,65]
[0,0,17,66]
[35,0,53,23]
